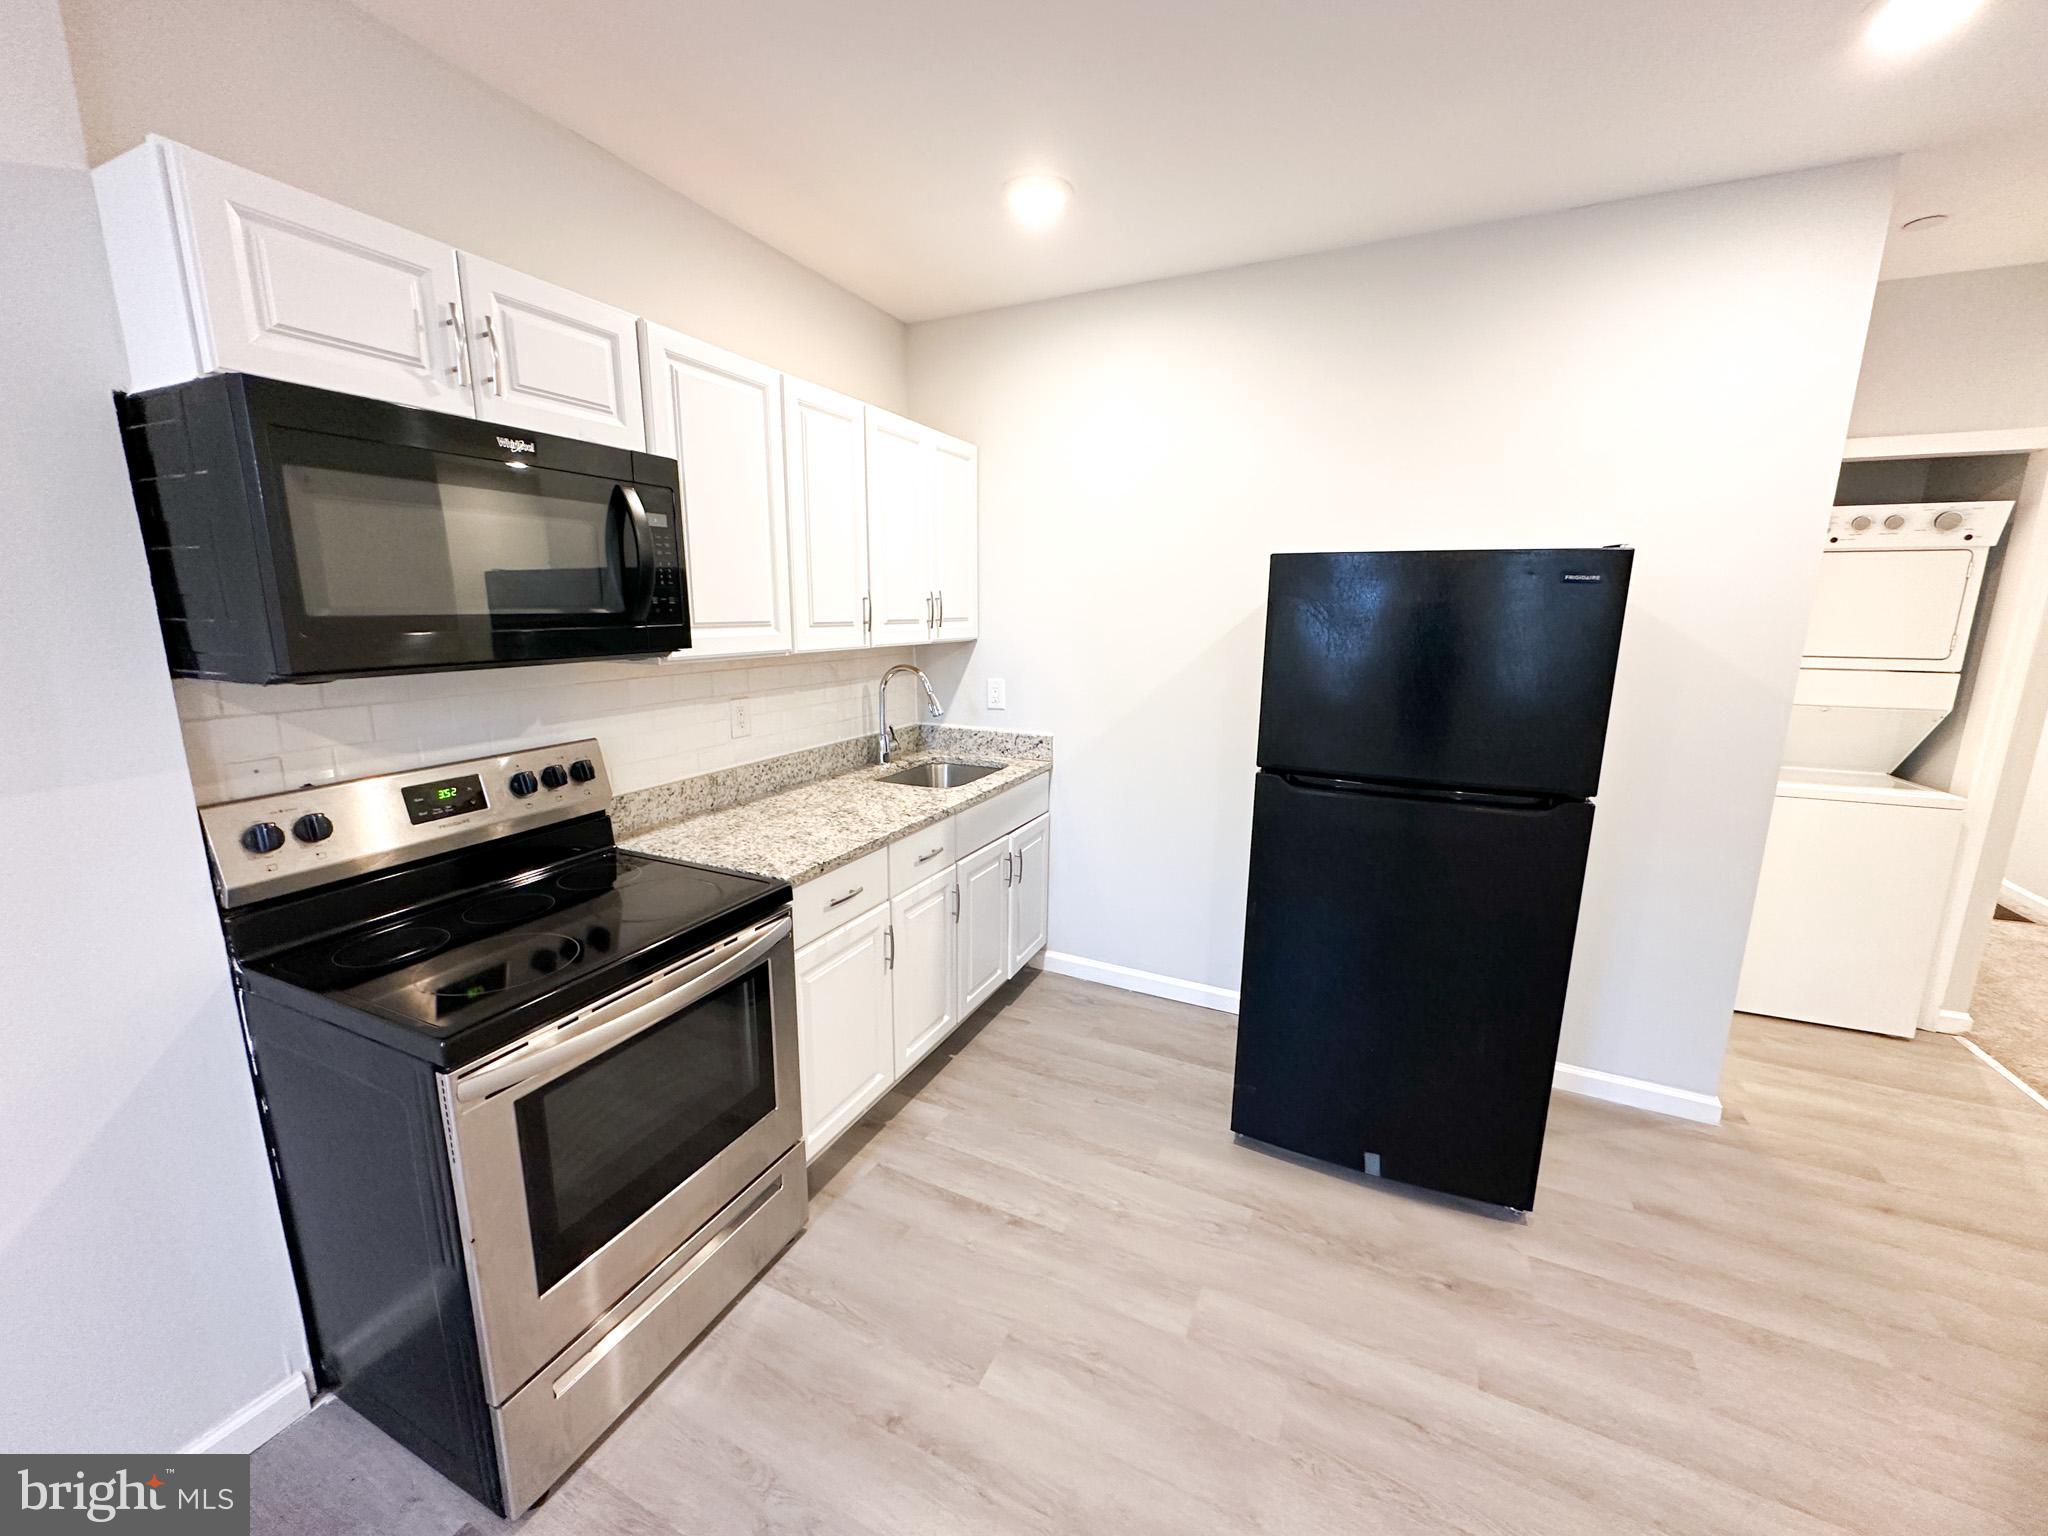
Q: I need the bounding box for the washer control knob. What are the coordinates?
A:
[1934,510,1965,531]
[1849,514,1873,531]
[291,812,334,844]
[241,822,286,855]
[1883,513,1906,530]
[508,771,540,798]
[569,758,598,784]
[540,764,569,790]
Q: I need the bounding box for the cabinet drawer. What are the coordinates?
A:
[889,817,956,892]
[792,847,889,946]
[957,774,1051,856]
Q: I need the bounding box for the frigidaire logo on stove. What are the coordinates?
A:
[1560,572,1604,583]
[7,1455,249,1532]
[495,436,537,455]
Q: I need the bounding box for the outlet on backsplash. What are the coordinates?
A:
[730,698,753,738]
[986,677,1007,710]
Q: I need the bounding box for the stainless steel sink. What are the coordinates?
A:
[877,760,1002,789]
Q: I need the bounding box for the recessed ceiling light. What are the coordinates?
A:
[1004,175,1073,232]
[1900,213,1952,230]
[1865,0,1984,55]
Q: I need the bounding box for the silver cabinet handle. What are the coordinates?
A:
[925,593,934,629]
[938,589,945,629]
[827,885,865,909]
[481,312,505,396]
[1004,852,1014,886]
[883,925,894,969]
[1017,847,1025,883]
[952,883,960,921]
[443,301,466,384]
[915,845,945,865]
[862,594,872,633]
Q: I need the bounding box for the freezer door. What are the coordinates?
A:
[1257,549,1632,798]
[1230,772,1596,1211]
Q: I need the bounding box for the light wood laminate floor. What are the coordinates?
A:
[251,971,2048,1535]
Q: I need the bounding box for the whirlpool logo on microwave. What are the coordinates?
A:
[495,435,537,455]
[6,1455,248,1532]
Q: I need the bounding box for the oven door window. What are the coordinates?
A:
[515,965,775,1294]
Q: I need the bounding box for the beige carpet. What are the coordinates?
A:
[1970,912,2048,1097]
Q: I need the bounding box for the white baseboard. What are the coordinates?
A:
[1042,950,1723,1124]
[1926,1007,1974,1035]
[181,1371,310,1455]
[1551,1062,1723,1124]
[1040,951,1241,1013]
[1960,1036,2048,1114]
[2000,879,2048,924]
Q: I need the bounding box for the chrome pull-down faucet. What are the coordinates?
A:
[878,664,943,764]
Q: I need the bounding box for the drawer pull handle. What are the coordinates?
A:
[915,846,945,864]
[827,885,865,909]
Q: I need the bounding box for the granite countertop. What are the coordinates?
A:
[620,750,1051,885]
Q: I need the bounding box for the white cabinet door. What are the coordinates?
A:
[1007,813,1050,975]
[866,407,935,646]
[459,253,644,449]
[891,864,959,1074]
[784,376,872,652]
[642,325,789,657]
[170,142,471,412]
[794,903,894,1159]
[930,430,979,642]
[956,837,1012,1018]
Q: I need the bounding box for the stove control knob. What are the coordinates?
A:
[240,822,286,856]
[292,812,334,844]
[508,771,540,798]
[1883,513,1906,530]
[569,758,597,784]
[1848,514,1873,531]
[540,764,569,790]
[1934,510,1965,531]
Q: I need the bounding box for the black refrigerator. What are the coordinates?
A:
[1231,548,1633,1212]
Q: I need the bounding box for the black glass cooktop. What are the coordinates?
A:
[246,847,782,1039]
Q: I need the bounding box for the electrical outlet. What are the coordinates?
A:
[986,677,1007,711]
[729,698,752,738]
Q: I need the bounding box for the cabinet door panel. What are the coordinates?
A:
[866,408,934,645]
[891,865,959,1074]
[795,905,894,1160]
[1007,814,1050,976]
[174,144,470,413]
[957,839,1012,1018]
[785,377,871,652]
[460,254,644,449]
[931,431,978,642]
[643,325,789,656]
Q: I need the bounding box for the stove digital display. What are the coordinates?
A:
[402,773,487,825]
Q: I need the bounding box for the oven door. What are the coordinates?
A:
[442,909,799,1403]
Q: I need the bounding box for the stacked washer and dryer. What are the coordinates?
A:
[1737,499,2015,1038]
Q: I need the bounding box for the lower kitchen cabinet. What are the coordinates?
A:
[1007,814,1050,972]
[956,836,1013,1017]
[793,902,894,1160]
[890,864,959,1074]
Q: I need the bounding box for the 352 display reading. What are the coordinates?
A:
[401,772,487,825]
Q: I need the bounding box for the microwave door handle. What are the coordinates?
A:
[610,483,656,622]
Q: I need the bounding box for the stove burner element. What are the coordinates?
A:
[333,925,451,971]
[462,890,556,927]
[555,864,619,894]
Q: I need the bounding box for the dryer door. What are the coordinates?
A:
[1803,549,1974,665]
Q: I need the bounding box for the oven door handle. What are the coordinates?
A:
[611,483,657,623]
[453,912,791,1104]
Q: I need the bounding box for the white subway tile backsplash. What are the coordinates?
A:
[172,649,917,804]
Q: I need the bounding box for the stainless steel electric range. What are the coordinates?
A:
[201,740,805,1515]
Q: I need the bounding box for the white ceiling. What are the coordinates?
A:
[348,0,2048,320]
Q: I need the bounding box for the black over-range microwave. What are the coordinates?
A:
[115,373,689,682]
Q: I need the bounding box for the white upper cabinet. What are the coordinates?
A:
[930,430,979,642]
[95,138,472,412]
[642,325,789,656]
[866,408,937,646]
[784,376,872,652]
[458,254,644,449]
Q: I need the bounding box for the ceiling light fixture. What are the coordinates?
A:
[1865,0,1984,55]
[1005,174,1073,232]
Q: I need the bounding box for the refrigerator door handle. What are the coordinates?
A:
[1274,771,1570,813]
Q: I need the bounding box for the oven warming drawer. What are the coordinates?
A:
[494,1143,806,1514]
